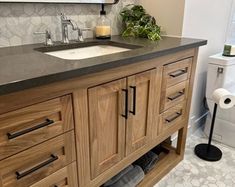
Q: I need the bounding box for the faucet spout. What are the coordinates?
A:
[60,13,92,43]
[70,20,79,31]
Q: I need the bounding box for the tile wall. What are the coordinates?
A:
[0,0,138,47]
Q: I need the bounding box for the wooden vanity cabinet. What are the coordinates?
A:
[88,69,158,179]
[0,48,199,187]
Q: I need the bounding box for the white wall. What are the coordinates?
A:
[226,1,235,44]
[139,0,185,36]
[182,0,233,129]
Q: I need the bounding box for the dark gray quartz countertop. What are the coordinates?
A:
[0,35,207,96]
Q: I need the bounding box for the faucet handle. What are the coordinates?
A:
[34,30,54,46]
[77,28,93,42]
[61,13,68,20]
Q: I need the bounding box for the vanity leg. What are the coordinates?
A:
[176,126,187,156]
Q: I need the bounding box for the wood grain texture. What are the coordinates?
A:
[159,102,186,134]
[73,89,91,187]
[126,69,158,155]
[153,67,164,140]
[30,162,78,187]
[0,131,76,187]
[160,80,190,112]
[88,79,126,179]
[0,95,74,161]
[162,58,192,88]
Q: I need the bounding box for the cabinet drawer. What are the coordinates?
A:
[162,58,192,88]
[159,102,186,133]
[0,131,76,187]
[160,81,189,112]
[0,95,74,160]
[30,162,78,187]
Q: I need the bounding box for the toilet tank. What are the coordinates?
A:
[206,53,235,100]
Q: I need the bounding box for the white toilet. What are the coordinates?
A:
[204,53,235,148]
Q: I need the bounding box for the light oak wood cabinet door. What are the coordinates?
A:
[88,78,126,179]
[126,69,157,155]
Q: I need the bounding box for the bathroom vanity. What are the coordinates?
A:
[0,36,206,187]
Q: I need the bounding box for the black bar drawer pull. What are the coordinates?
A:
[129,86,137,115]
[122,89,128,119]
[165,112,182,123]
[168,91,184,101]
[7,119,54,140]
[16,154,58,180]
[169,69,187,78]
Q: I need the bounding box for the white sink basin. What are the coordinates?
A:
[45,45,131,60]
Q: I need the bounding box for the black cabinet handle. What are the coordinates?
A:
[122,89,128,119]
[167,91,184,101]
[16,154,58,180]
[7,119,54,140]
[165,112,182,123]
[169,69,187,78]
[129,86,137,115]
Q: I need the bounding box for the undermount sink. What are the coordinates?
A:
[45,45,131,60]
[35,41,141,60]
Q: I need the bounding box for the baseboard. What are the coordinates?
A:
[187,111,209,136]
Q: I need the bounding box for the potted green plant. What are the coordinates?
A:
[120,5,161,41]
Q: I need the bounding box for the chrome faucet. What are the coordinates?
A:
[61,13,78,44]
[61,13,91,43]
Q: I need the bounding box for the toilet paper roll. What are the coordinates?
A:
[212,88,235,109]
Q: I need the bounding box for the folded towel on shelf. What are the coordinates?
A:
[109,165,145,187]
[133,151,159,174]
[103,165,134,187]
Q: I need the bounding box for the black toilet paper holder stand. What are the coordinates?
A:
[194,103,222,161]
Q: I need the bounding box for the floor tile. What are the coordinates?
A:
[154,130,235,187]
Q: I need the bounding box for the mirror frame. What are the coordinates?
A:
[0,0,119,4]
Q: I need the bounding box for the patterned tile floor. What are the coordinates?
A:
[154,129,235,187]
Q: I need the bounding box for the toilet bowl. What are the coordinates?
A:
[204,53,235,148]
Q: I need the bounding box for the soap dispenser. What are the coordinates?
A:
[95,4,111,39]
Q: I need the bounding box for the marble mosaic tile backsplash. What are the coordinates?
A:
[0,0,138,47]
